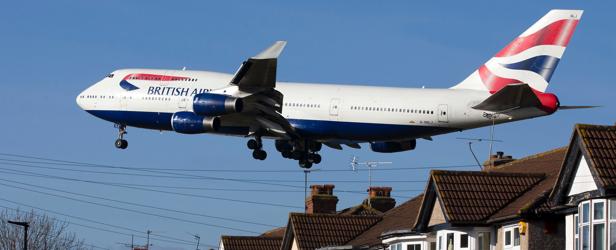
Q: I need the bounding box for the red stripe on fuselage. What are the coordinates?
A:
[495,19,579,57]
[123,73,191,81]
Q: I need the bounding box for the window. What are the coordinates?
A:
[446,233,454,250]
[595,223,605,250]
[596,201,606,220]
[581,201,591,250]
[593,201,606,250]
[389,243,402,250]
[438,236,442,250]
[407,243,421,250]
[504,226,520,249]
[460,233,468,248]
[575,214,580,250]
[477,232,490,250]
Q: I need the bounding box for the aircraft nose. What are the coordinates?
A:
[76,91,85,110]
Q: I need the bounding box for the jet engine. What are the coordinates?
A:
[171,111,220,134]
[370,140,416,153]
[193,93,243,116]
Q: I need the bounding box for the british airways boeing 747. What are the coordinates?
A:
[77,10,590,168]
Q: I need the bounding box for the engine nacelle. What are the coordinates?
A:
[193,93,243,116]
[370,140,416,153]
[171,111,220,134]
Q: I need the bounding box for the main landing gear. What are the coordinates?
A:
[247,137,267,160]
[276,140,322,169]
[246,138,323,168]
[114,124,128,149]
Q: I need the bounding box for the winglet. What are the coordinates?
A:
[252,41,287,59]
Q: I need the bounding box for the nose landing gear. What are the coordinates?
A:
[114,124,128,149]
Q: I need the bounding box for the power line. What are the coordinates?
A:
[0,176,278,227]
[0,204,211,249]
[0,200,196,245]
[0,163,418,198]
[0,179,265,234]
[0,167,302,209]
[0,166,414,200]
[0,161,428,183]
[0,152,479,172]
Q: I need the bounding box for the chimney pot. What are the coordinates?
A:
[306,184,338,214]
[365,187,396,213]
[483,152,516,170]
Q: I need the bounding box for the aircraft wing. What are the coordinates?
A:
[230,41,287,92]
[224,41,299,139]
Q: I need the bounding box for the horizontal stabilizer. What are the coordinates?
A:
[472,84,541,112]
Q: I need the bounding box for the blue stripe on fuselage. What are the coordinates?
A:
[85,110,455,141]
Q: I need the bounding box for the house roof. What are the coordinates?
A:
[487,147,567,221]
[411,146,570,230]
[429,170,545,223]
[283,213,381,250]
[260,227,286,238]
[576,124,616,187]
[347,194,424,248]
[550,124,616,205]
[338,203,384,216]
[220,236,282,250]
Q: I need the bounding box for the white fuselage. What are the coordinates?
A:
[77,68,550,143]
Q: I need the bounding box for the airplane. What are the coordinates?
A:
[77,9,591,168]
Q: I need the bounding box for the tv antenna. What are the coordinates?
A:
[457,137,503,169]
[350,156,392,207]
[187,232,201,250]
[302,168,321,212]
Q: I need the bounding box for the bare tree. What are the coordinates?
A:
[0,209,92,250]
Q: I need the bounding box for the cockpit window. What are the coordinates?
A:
[106,73,114,78]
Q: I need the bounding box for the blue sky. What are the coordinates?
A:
[0,1,613,249]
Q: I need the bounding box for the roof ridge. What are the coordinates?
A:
[431,170,546,178]
[222,235,283,239]
[289,212,382,218]
[489,146,568,170]
[576,123,616,130]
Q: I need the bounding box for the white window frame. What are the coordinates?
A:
[592,200,606,250]
[580,201,591,250]
[574,214,579,250]
[503,225,520,250]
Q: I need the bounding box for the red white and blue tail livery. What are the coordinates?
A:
[77,10,590,168]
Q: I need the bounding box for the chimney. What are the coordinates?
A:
[306,184,338,214]
[483,151,516,170]
[364,187,396,213]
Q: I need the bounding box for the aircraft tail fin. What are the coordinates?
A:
[451,9,583,93]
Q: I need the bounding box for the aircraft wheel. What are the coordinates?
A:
[281,151,292,158]
[310,154,322,164]
[253,150,267,160]
[299,160,313,169]
[247,139,260,150]
[115,139,128,149]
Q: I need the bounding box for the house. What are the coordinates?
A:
[220,123,616,250]
[550,124,616,250]
[220,184,399,250]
